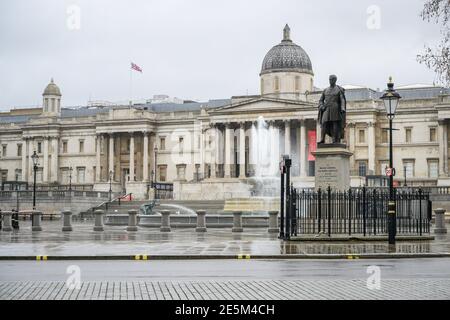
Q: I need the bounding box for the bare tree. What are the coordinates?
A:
[417,0,450,86]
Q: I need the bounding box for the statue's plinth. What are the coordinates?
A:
[312,143,353,191]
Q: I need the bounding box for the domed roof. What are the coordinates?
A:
[43,78,61,96]
[261,25,313,75]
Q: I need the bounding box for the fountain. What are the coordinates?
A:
[224,116,281,213]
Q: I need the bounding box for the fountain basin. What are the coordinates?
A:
[223,197,280,213]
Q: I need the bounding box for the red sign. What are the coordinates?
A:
[308,130,316,161]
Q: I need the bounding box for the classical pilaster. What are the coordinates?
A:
[239,122,246,178]
[108,133,114,180]
[368,121,376,174]
[347,122,356,170]
[21,138,28,182]
[95,134,101,182]
[210,125,217,179]
[129,133,135,182]
[43,137,49,182]
[299,120,307,177]
[143,131,149,182]
[224,123,232,178]
[28,138,34,182]
[438,119,448,176]
[284,120,291,156]
[50,137,59,183]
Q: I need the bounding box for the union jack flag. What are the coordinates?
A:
[131,62,142,73]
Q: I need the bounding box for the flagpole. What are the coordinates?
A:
[129,62,132,107]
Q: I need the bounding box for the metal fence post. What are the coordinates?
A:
[419,188,423,236]
[362,186,367,237]
[327,186,331,237]
[348,188,352,236]
[317,188,322,234]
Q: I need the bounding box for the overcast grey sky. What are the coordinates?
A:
[0,0,443,110]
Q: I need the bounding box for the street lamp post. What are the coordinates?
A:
[150,170,154,188]
[109,170,113,202]
[380,76,401,245]
[31,151,39,211]
[404,166,407,187]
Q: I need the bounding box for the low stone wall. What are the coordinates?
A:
[173,179,253,200]
[105,214,270,228]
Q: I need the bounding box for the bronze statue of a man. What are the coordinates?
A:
[317,75,346,144]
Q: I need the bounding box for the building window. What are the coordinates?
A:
[358,129,366,143]
[60,168,69,184]
[1,144,6,157]
[403,160,415,178]
[405,128,412,143]
[295,76,300,92]
[0,170,7,183]
[126,139,130,152]
[37,142,42,154]
[79,140,84,153]
[77,167,86,183]
[62,141,68,153]
[381,129,388,143]
[430,127,437,142]
[428,160,439,178]
[17,144,22,157]
[176,164,186,180]
[274,76,280,92]
[15,169,22,181]
[179,137,184,153]
[158,165,167,182]
[358,161,368,176]
[160,137,166,150]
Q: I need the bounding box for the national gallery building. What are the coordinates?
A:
[1,25,450,200]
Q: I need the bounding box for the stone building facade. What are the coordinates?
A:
[1,25,450,199]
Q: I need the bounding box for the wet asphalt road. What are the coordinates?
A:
[1,258,450,282]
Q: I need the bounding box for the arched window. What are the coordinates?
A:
[295,76,300,92]
[274,76,280,92]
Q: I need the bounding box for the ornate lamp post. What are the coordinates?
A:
[404,166,407,187]
[31,151,39,210]
[109,170,113,201]
[380,76,401,245]
[150,170,154,188]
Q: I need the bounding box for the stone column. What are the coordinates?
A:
[95,134,101,182]
[50,137,59,182]
[43,137,49,182]
[127,209,138,232]
[129,133,135,181]
[143,131,149,182]
[368,122,376,174]
[284,120,291,156]
[438,120,448,176]
[300,121,307,177]
[348,122,356,170]
[28,138,34,182]
[195,209,207,232]
[210,126,218,179]
[239,122,246,178]
[108,134,114,180]
[21,138,28,182]
[62,210,73,232]
[224,123,232,178]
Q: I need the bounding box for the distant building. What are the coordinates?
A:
[1,25,450,199]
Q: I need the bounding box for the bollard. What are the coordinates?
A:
[196,210,207,232]
[434,208,447,234]
[160,210,171,232]
[232,211,243,232]
[31,211,42,232]
[93,209,104,232]
[1,211,13,232]
[127,209,138,232]
[62,210,73,232]
[268,211,279,233]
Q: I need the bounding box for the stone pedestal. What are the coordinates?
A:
[160,210,171,232]
[32,211,42,232]
[93,209,104,232]
[268,211,279,233]
[232,211,243,232]
[126,209,138,232]
[1,211,13,232]
[434,208,447,234]
[62,210,73,232]
[195,210,207,232]
[312,143,353,191]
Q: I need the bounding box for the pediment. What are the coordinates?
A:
[209,97,315,115]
